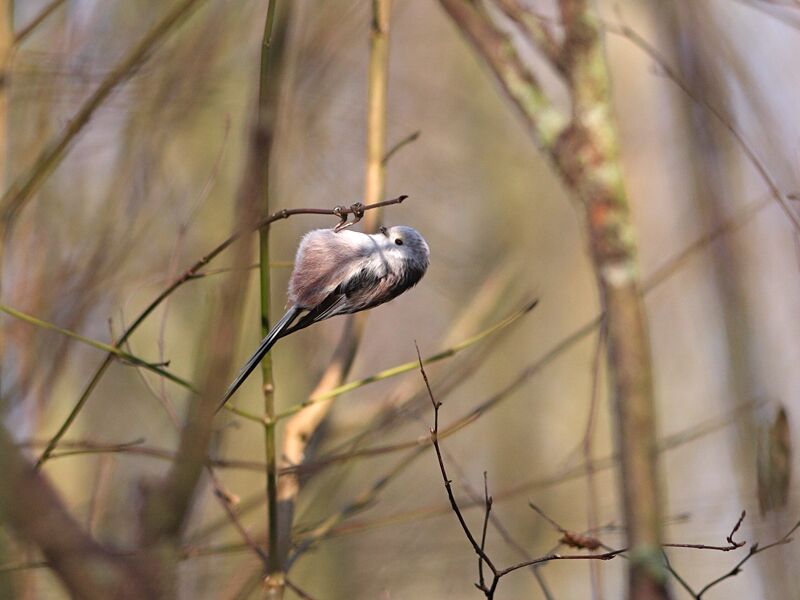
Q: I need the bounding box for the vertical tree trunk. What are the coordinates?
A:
[437,2,669,597]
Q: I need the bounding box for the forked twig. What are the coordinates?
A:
[417,343,622,599]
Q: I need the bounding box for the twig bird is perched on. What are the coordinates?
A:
[218,225,430,410]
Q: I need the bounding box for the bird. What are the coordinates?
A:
[218,224,430,411]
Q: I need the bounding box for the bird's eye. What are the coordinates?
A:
[395,238,404,246]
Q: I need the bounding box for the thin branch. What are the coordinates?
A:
[663,511,746,552]
[0,0,206,229]
[606,12,800,234]
[418,343,621,599]
[252,0,289,590]
[274,298,538,420]
[478,472,492,590]
[695,520,800,598]
[207,467,269,566]
[34,194,406,467]
[582,321,607,599]
[0,303,196,393]
[381,130,421,165]
[13,0,67,45]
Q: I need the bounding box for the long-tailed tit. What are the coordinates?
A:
[218,225,430,410]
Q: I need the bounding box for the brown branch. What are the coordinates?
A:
[0,0,206,230]
[381,130,421,166]
[493,0,563,69]
[606,11,800,234]
[13,0,67,45]
[694,520,800,598]
[0,421,153,598]
[34,194,406,468]
[419,344,621,599]
[663,511,746,552]
[438,0,568,150]
[478,472,492,590]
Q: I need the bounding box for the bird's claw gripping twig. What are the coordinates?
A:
[333,202,366,232]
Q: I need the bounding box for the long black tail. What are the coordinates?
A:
[217,305,302,412]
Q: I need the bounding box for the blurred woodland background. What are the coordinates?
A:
[2,0,800,598]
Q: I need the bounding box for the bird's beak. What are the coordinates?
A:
[379,226,389,237]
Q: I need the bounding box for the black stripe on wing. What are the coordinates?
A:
[282,267,385,336]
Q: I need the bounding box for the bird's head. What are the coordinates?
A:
[379,225,430,269]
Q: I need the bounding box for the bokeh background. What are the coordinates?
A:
[3,0,800,598]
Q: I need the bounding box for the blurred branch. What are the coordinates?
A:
[0,0,207,232]
[0,303,196,391]
[251,0,291,593]
[0,419,152,598]
[290,444,424,565]
[21,437,267,471]
[438,0,568,150]
[33,195,405,468]
[381,130,420,166]
[494,0,562,69]
[362,0,392,232]
[606,12,800,234]
[582,322,607,600]
[137,165,254,596]
[439,3,669,597]
[275,299,538,420]
[13,0,67,45]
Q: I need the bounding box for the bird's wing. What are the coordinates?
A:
[281,266,386,336]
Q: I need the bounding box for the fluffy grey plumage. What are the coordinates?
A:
[218,225,429,410]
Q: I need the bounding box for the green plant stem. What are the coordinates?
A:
[275,299,538,420]
[0,304,196,392]
[253,0,285,590]
[34,198,403,470]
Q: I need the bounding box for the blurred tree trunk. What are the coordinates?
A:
[666,2,796,598]
[437,2,669,598]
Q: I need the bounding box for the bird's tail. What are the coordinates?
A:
[217,305,302,412]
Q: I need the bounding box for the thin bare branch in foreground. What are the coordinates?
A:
[418,343,622,599]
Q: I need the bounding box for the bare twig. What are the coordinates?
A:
[13,0,67,45]
[34,193,406,467]
[478,472,492,590]
[607,11,800,235]
[437,4,673,597]
[694,520,800,598]
[381,130,421,165]
[418,344,622,599]
[663,511,746,552]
